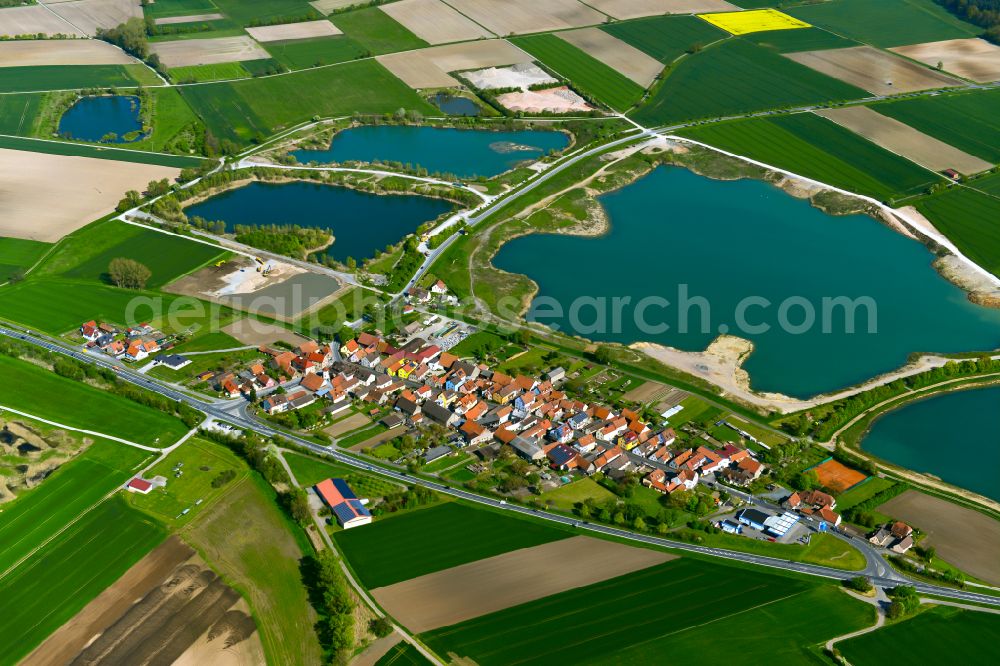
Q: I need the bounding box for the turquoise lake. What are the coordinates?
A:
[290,125,569,177]
[862,386,1000,501]
[185,181,452,262]
[58,95,143,142]
[493,167,1000,398]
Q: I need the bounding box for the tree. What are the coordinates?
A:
[108,257,151,289]
[844,576,873,593]
[146,178,171,197]
[593,345,613,364]
[369,616,393,638]
[116,189,142,212]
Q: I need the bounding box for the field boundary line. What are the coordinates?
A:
[0,487,119,582]
[0,404,160,451]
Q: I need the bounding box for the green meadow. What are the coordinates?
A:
[0,497,165,665]
[0,65,149,93]
[631,39,866,126]
[332,7,427,55]
[602,14,727,64]
[265,35,368,70]
[788,0,978,48]
[334,502,569,588]
[180,59,435,142]
[917,187,1000,278]
[55,222,225,289]
[0,355,189,445]
[0,93,42,134]
[0,237,50,282]
[839,605,1000,665]
[0,440,151,573]
[169,61,251,83]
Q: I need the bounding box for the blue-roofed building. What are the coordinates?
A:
[315,478,372,529]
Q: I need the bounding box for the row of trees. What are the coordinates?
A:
[937,0,1000,42]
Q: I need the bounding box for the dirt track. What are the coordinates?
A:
[372,536,674,632]
[879,490,1000,586]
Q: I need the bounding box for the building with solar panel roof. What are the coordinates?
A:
[315,478,373,529]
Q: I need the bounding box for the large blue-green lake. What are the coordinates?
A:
[290,125,569,177]
[861,386,1000,501]
[493,167,1000,397]
[58,95,143,142]
[185,181,452,262]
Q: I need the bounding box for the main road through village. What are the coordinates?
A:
[4,321,1000,609]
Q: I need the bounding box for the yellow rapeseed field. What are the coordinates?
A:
[698,8,811,35]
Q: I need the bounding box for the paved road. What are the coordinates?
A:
[4,324,999,608]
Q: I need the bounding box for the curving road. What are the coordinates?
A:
[3,324,1000,608]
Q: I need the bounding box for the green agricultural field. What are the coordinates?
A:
[601,14,727,64]
[0,93,42,134]
[126,87,206,155]
[332,7,427,55]
[746,27,859,53]
[376,642,431,666]
[180,59,435,143]
[874,89,1000,164]
[212,0,320,24]
[788,0,979,48]
[170,329,244,352]
[0,134,206,168]
[836,477,897,511]
[420,559,874,666]
[0,65,147,93]
[0,440,151,573]
[0,355,189,446]
[335,502,569,588]
[917,187,1000,277]
[56,222,226,289]
[143,0,218,19]
[0,237,50,282]
[0,496,165,664]
[678,113,941,201]
[283,451,404,497]
[631,39,866,127]
[512,34,646,112]
[127,438,246,526]
[184,473,323,664]
[169,61,250,83]
[839,606,1000,665]
[968,171,1000,197]
[265,35,367,70]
